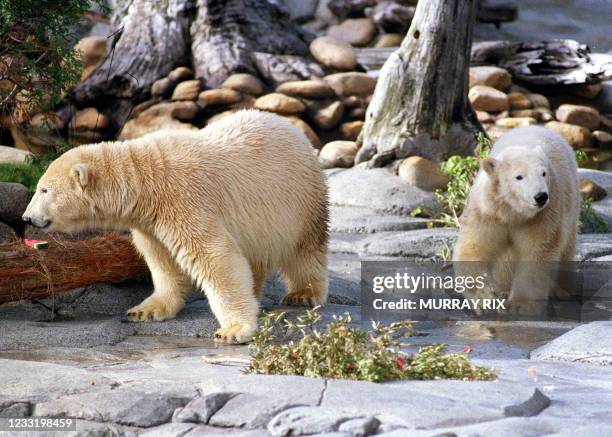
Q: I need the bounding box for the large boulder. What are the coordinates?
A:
[118,102,199,140]
[327,18,377,46]
[397,156,449,192]
[72,107,110,132]
[324,72,376,97]
[74,36,107,81]
[197,89,243,107]
[0,182,30,228]
[0,221,17,243]
[222,74,264,96]
[319,141,358,169]
[254,93,306,114]
[311,101,344,129]
[545,121,593,148]
[0,146,32,165]
[171,80,201,101]
[276,80,335,99]
[309,37,357,71]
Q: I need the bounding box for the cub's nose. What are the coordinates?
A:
[534,192,549,207]
[22,215,31,224]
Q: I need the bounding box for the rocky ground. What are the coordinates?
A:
[2,166,612,437]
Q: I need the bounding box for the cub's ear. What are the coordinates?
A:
[481,157,497,176]
[71,163,91,189]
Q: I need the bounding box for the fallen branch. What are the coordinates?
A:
[0,233,147,304]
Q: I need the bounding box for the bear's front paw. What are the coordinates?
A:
[281,288,326,307]
[126,296,182,322]
[214,323,256,344]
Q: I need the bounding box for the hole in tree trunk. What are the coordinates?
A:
[413,30,420,39]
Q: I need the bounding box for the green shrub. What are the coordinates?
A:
[248,308,495,382]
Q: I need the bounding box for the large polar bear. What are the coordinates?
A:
[22,110,329,343]
[453,126,580,310]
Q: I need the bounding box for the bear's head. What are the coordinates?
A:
[480,146,550,219]
[23,149,98,233]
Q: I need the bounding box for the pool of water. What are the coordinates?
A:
[474,0,612,53]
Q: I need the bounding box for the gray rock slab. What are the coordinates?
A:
[34,388,191,427]
[173,392,237,424]
[330,205,429,234]
[503,388,551,417]
[576,234,612,260]
[267,406,358,437]
[330,229,457,259]
[326,166,438,215]
[530,321,612,365]
[0,359,115,402]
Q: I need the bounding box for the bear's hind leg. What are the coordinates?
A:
[251,263,268,300]
[281,248,328,307]
[127,230,191,321]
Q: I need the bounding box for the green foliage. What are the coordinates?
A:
[0,0,95,116]
[0,151,59,191]
[575,150,589,166]
[579,199,608,233]
[428,132,493,227]
[248,308,495,382]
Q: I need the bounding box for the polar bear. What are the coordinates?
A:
[453,126,580,310]
[22,110,329,343]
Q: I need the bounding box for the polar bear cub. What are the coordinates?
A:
[23,110,329,343]
[453,126,580,309]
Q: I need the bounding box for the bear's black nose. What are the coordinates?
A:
[22,215,31,224]
[534,192,549,207]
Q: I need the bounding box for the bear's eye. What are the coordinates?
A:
[515,175,523,181]
[41,188,47,194]
[542,172,546,177]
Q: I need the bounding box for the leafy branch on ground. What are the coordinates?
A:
[248,307,495,382]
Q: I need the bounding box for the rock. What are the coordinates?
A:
[0,221,17,243]
[507,92,532,110]
[397,156,449,192]
[327,18,377,46]
[534,108,554,122]
[0,145,32,165]
[545,121,593,148]
[371,2,415,34]
[340,120,364,141]
[268,406,354,436]
[504,389,551,418]
[349,107,366,119]
[138,101,200,121]
[324,72,376,97]
[74,36,107,81]
[254,93,306,114]
[310,37,357,71]
[285,116,321,148]
[526,93,550,109]
[276,80,334,99]
[198,89,243,107]
[0,182,30,228]
[530,322,612,365]
[476,111,494,123]
[570,83,602,99]
[330,205,428,233]
[151,77,175,97]
[468,85,509,113]
[312,101,344,129]
[173,392,236,424]
[593,130,612,148]
[171,80,201,100]
[509,109,541,120]
[338,416,381,435]
[35,388,190,428]
[319,141,358,169]
[555,104,600,130]
[495,117,537,128]
[222,74,264,96]
[168,66,194,82]
[326,166,438,215]
[469,66,512,92]
[580,178,607,201]
[119,112,197,140]
[71,107,110,131]
[374,33,403,48]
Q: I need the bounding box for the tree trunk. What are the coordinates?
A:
[67,0,193,131]
[356,0,482,167]
[0,234,147,304]
[64,0,322,131]
[190,0,322,88]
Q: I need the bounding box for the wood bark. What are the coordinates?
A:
[190,0,322,88]
[0,234,147,304]
[67,0,193,131]
[356,0,482,167]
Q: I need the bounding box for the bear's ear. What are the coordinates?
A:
[481,157,497,176]
[71,163,91,189]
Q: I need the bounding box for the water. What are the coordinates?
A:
[474,0,612,53]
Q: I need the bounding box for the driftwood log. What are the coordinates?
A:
[357,40,612,86]
[0,233,148,304]
[356,0,482,167]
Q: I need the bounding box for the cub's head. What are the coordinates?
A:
[23,150,95,233]
[481,146,550,218]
